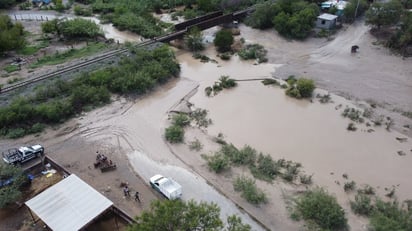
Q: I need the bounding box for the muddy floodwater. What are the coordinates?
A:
[177,47,412,230]
[2,12,411,230]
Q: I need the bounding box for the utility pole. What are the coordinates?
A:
[354,0,360,20]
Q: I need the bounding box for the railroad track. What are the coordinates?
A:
[0,7,255,95]
[0,40,156,94]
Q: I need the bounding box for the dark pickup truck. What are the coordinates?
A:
[2,144,44,165]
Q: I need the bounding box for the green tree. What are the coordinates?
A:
[0,15,25,54]
[214,29,234,52]
[366,0,404,30]
[296,78,315,98]
[226,215,251,231]
[245,2,278,29]
[128,200,223,231]
[184,26,204,52]
[343,0,369,22]
[0,163,26,208]
[59,18,102,39]
[294,188,347,231]
[41,19,59,35]
[272,0,319,39]
[0,0,15,9]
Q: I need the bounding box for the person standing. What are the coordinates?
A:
[134,191,141,202]
[123,185,130,197]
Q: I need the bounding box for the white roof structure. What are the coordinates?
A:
[318,13,338,21]
[25,174,113,231]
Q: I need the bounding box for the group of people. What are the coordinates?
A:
[123,185,141,202]
[96,151,113,166]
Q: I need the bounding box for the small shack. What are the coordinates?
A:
[25,174,114,231]
[316,13,338,30]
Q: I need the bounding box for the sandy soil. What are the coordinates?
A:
[1,18,412,231]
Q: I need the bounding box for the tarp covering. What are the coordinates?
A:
[25,174,113,231]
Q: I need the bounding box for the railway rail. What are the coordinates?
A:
[0,7,255,95]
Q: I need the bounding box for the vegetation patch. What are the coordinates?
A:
[18,39,49,56]
[42,18,102,39]
[344,181,356,192]
[128,199,251,231]
[3,65,20,73]
[0,163,27,208]
[261,78,279,86]
[246,0,319,39]
[30,42,109,69]
[188,138,203,152]
[292,188,347,231]
[203,152,230,173]
[0,46,180,138]
[351,193,374,216]
[238,43,268,63]
[233,176,267,205]
[205,75,237,96]
[7,77,23,84]
[214,29,234,53]
[342,107,365,123]
[285,77,315,99]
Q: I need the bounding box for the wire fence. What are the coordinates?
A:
[10,14,56,21]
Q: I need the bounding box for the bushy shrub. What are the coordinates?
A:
[219,52,231,60]
[206,152,230,173]
[344,181,356,192]
[296,78,315,98]
[250,153,279,182]
[171,114,190,127]
[238,44,267,63]
[350,193,374,216]
[370,199,412,231]
[294,188,347,230]
[190,108,211,128]
[299,174,312,185]
[214,29,234,53]
[188,139,203,151]
[286,78,315,99]
[59,18,102,39]
[233,176,267,205]
[358,185,376,195]
[74,5,93,16]
[165,125,184,143]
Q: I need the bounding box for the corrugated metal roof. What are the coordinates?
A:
[25,174,113,231]
[318,13,338,21]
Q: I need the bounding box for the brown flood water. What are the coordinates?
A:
[178,49,412,204]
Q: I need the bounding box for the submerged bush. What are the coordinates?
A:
[350,193,374,216]
[294,188,347,230]
[285,78,315,99]
[238,44,268,63]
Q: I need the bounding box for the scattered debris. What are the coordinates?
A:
[395,137,408,143]
[397,151,406,156]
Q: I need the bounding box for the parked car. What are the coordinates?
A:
[149,174,182,200]
[2,144,44,165]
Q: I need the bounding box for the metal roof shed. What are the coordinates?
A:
[25,174,113,231]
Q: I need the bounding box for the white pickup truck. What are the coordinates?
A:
[149,174,182,200]
[2,144,44,165]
